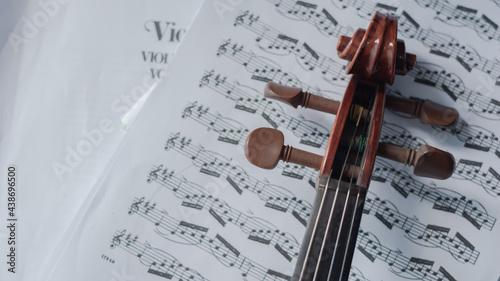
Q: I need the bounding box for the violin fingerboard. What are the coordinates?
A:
[293,181,367,281]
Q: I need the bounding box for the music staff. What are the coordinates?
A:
[145,169,302,261]
[164,132,313,226]
[365,193,479,264]
[436,120,500,157]
[182,101,250,146]
[411,63,500,120]
[233,10,348,85]
[265,0,353,37]
[175,99,496,232]
[127,198,293,281]
[357,228,457,281]
[109,230,209,281]
[181,96,431,188]
[347,267,371,281]
[453,159,500,197]
[217,39,307,88]
[196,70,497,230]
[414,0,500,42]
[231,9,500,120]
[329,0,500,85]
[260,0,500,119]
[189,81,333,149]
[373,159,496,230]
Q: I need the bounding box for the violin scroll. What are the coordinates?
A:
[337,11,416,84]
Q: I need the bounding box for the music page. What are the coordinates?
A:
[0,1,202,280]
[47,0,500,280]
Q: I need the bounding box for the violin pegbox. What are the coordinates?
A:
[244,11,457,182]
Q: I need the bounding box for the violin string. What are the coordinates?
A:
[322,106,362,280]
[311,97,367,279]
[311,101,362,280]
[327,90,375,280]
[337,98,375,280]
[307,156,335,280]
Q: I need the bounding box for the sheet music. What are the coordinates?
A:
[46,0,500,280]
[0,1,202,280]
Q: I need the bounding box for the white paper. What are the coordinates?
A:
[0,1,202,280]
[15,0,500,280]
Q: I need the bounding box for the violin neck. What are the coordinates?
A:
[293,180,367,281]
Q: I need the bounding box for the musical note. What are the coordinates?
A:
[327,2,500,84]
[373,159,496,230]
[233,11,349,84]
[247,5,500,118]
[380,122,426,149]
[348,267,371,281]
[198,71,333,149]
[128,200,292,280]
[357,229,457,280]
[266,0,353,37]
[182,102,249,145]
[109,230,210,280]
[364,192,480,264]
[415,0,500,41]
[435,120,500,155]
[145,169,302,260]
[411,63,500,120]
[453,159,500,197]
[163,132,313,225]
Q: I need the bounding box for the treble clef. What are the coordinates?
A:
[234,10,249,26]
[128,197,145,215]
[147,165,163,183]
[217,39,231,56]
[199,70,214,88]
[165,133,181,151]
[110,229,126,249]
[182,102,198,119]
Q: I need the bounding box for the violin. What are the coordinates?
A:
[243,11,458,281]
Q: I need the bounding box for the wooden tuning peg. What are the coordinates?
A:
[245,127,323,170]
[385,96,458,127]
[377,142,455,179]
[265,82,369,120]
[245,128,361,178]
[264,81,340,114]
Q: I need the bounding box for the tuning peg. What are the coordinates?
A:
[377,142,455,180]
[385,96,458,126]
[245,127,323,170]
[245,128,361,178]
[264,82,369,119]
[264,82,340,114]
